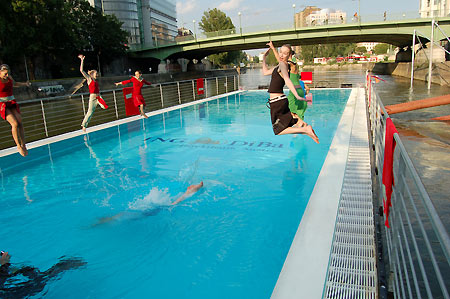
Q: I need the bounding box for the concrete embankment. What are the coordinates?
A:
[372,61,450,87]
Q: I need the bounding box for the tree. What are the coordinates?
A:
[199,8,243,67]
[355,46,367,55]
[0,0,128,79]
[374,43,390,55]
[253,56,260,63]
[298,43,356,63]
[199,8,234,32]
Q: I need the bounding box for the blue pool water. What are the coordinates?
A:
[0,89,350,298]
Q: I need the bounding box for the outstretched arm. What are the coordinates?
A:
[143,79,151,86]
[171,182,203,205]
[267,41,281,63]
[115,79,132,86]
[279,62,303,100]
[78,55,91,82]
[262,48,275,76]
[9,76,31,88]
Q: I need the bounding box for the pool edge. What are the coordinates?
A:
[0,91,244,158]
[271,88,363,298]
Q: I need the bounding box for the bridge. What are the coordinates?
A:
[129,17,450,61]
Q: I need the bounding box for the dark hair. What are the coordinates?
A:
[0,64,10,71]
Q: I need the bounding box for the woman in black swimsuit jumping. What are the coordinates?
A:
[262,44,319,143]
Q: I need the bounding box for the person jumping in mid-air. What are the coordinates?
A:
[267,41,314,129]
[262,43,319,143]
[0,64,30,156]
[78,55,108,132]
[115,70,151,118]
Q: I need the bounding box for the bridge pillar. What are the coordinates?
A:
[158,60,168,74]
[177,58,189,72]
[187,59,206,72]
[202,59,212,71]
[395,46,412,63]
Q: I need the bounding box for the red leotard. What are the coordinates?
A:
[121,76,151,106]
[88,80,99,94]
[0,77,20,120]
[0,78,13,97]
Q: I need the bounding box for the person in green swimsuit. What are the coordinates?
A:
[267,41,310,128]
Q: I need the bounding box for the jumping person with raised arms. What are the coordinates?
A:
[115,70,151,118]
[262,44,319,143]
[267,41,313,127]
[78,55,108,132]
[0,64,30,156]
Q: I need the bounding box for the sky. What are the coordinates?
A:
[175,0,421,55]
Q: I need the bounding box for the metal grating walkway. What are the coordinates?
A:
[323,93,378,299]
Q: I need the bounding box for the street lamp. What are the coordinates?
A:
[352,0,361,24]
[238,12,242,35]
[193,19,197,41]
[292,4,296,30]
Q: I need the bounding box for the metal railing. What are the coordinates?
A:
[367,76,450,298]
[0,75,238,150]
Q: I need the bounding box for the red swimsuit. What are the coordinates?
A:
[0,78,20,120]
[121,77,151,107]
[88,80,99,94]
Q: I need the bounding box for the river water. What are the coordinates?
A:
[240,67,450,229]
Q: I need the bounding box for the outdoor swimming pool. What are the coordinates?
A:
[0,89,350,298]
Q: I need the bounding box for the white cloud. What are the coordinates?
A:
[176,0,197,14]
[218,0,242,10]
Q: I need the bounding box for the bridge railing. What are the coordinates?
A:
[367,76,450,298]
[128,11,441,51]
[0,75,239,151]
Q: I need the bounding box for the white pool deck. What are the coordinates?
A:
[272,87,377,299]
[0,88,377,298]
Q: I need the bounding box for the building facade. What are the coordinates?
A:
[420,0,450,17]
[305,9,346,26]
[147,0,177,47]
[87,0,177,47]
[357,42,380,53]
[294,6,321,28]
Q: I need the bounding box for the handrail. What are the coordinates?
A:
[366,75,450,298]
[0,75,238,150]
[17,75,234,105]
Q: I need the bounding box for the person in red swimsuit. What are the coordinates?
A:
[0,64,30,156]
[78,55,107,132]
[115,70,151,118]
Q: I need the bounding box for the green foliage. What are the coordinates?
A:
[265,50,278,66]
[355,46,367,54]
[298,43,356,63]
[253,56,260,63]
[199,8,245,67]
[0,0,128,77]
[374,43,390,55]
[199,8,235,32]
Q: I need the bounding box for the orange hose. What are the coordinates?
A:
[385,94,450,115]
[431,115,450,121]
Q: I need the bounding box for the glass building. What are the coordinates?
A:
[147,0,177,46]
[86,0,176,46]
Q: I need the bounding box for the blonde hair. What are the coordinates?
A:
[87,70,97,77]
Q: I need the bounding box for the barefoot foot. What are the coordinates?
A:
[305,125,319,144]
[17,145,28,157]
